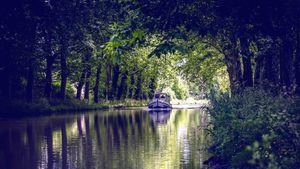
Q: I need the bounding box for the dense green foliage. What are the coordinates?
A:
[208,89,300,168]
[137,0,300,96]
[0,1,194,107]
[1,0,300,168]
[2,0,300,104]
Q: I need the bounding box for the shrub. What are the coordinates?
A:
[207,88,300,169]
[52,81,75,99]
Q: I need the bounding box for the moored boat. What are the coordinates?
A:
[148,92,172,109]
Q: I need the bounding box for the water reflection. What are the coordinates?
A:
[149,110,171,125]
[0,109,210,169]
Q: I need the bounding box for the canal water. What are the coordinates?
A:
[0,109,210,169]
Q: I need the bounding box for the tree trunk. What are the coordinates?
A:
[26,22,37,102]
[224,48,242,94]
[93,64,102,103]
[76,71,86,100]
[254,55,263,86]
[295,33,300,95]
[83,52,92,101]
[0,41,12,100]
[280,36,294,94]
[45,56,55,99]
[134,73,142,99]
[242,56,253,87]
[117,70,128,100]
[84,64,91,101]
[44,28,55,100]
[262,49,277,87]
[128,73,135,99]
[260,8,279,90]
[4,74,11,100]
[111,65,120,99]
[105,64,112,100]
[76,53,91,100]
[148,77,157,99]
[256,36,278,90]
[26,59,34,102]
[60,42,68,100]
[240,37,253,87]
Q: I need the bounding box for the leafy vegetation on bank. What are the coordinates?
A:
[1,1,300,168]
[0,99,148,118]
[206,89,300,169]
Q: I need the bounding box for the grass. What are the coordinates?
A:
[99,99,149,108]
[0,98,149,118]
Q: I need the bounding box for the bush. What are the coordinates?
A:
[0,97,149,117]
[52,81,75,99]
[207,88,300,169]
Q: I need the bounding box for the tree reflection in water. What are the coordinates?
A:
[45,124,53,169]
[61,121,68,169]
[149,110,171,125]
[0,109,210,169]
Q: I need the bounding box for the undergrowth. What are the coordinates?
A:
[0,98,148,118]
[206,88,300,169]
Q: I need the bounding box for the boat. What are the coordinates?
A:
[148,92,172,109]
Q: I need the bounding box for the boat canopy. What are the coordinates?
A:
[153,92,170,102]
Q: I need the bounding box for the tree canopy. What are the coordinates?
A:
[1,0,300,103]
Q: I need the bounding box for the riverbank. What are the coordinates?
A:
[205,89,300,169]
[0,97,211,118]
[0,99,149,118]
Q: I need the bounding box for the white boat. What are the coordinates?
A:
[148,92,172,109]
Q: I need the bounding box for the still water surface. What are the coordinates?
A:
[0,109,210,169]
